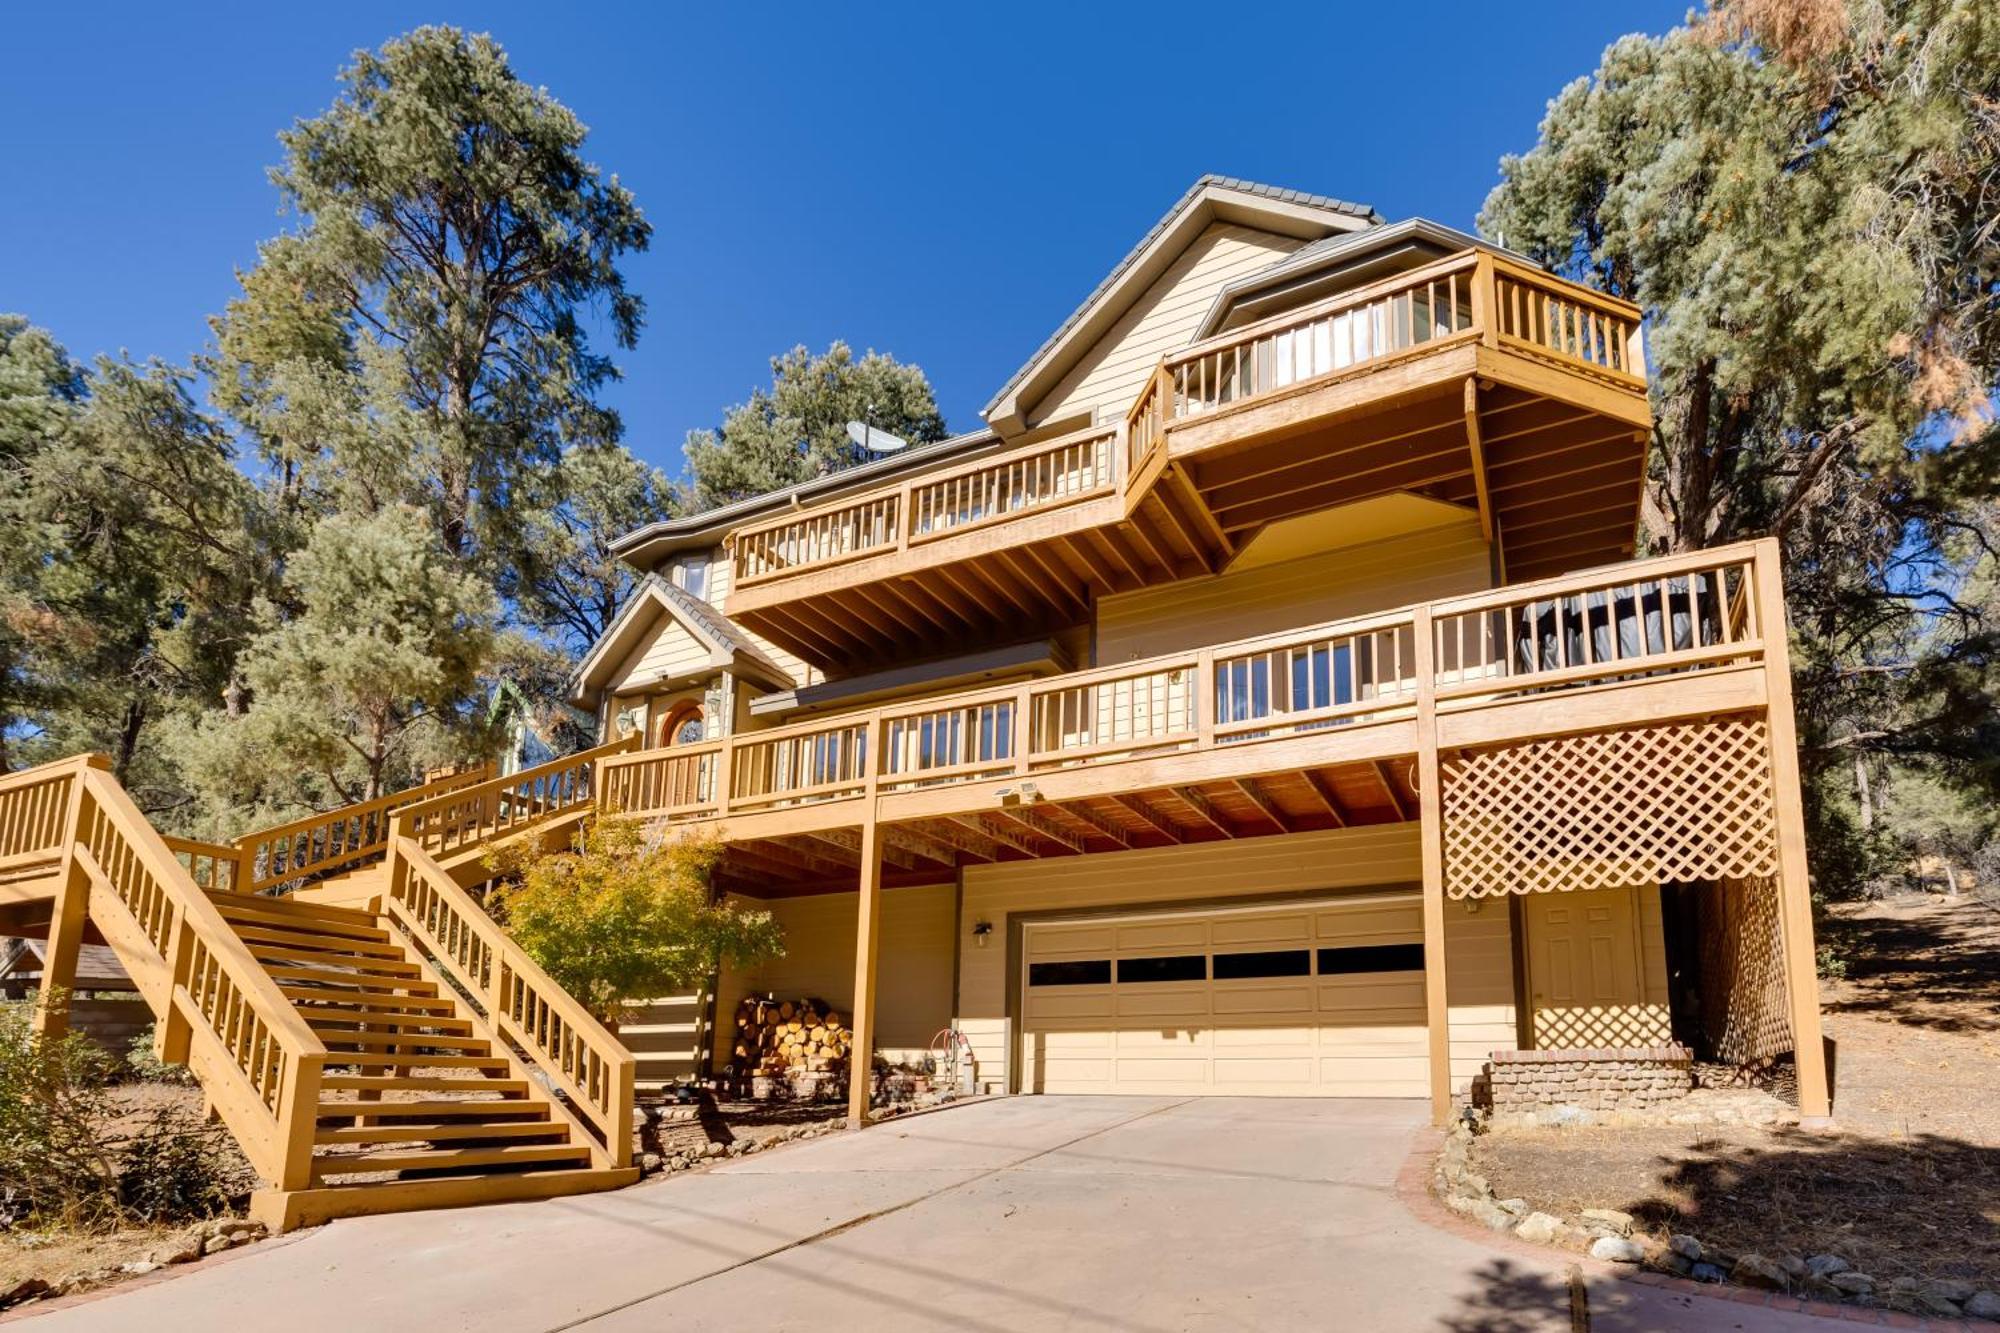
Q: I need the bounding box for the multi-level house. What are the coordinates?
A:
[1,175,1828,1232]
[573,176,1829,1128]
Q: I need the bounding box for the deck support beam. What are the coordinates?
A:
[30,856,90,1038]
[1755,547,1832,1123]
[1414,606,1453,1126]
[846,820,885,1129]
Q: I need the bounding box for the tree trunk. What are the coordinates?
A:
[1853,752,1873,831]
[115,696,147,784]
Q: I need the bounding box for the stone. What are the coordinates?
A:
[640,1152,662,1174]
[1589,1236,1644,1264]
[1689,1262,1726,1284]
[1579,1208,1633,1236]
[1494,1197,1529,1217]
[1803,1254,1850,1278]
[1776,1254,1806,1278]
[1828,1272,1874,1296]
[1891,1288,1962,1319]
[0,1278,51,1309]
[118,1261,160,1276]
[702,1141,727,1158]
[1514,1212,1564,1244]
[201,1235,234,1256]
[1464,1199,1516,1232]
[1731,1255,1791,1292]
[1963,1291,2000,1320]
[1799,1276,1843,1300]
[1460,1172,1490,1197]
[1668,1234,1702,1262]
[149,1235,204,1266]
[1922,1278,1978,1304]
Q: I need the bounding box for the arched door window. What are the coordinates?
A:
[660,703,705,747]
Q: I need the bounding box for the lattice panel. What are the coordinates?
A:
[1690,875,1794,1065]
[1441,716,1778,900]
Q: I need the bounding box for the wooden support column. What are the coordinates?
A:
[31,765,95,1039]
[1753,540,1832,1123]
[1414,606,1453,1126]
[845,818,886,1129]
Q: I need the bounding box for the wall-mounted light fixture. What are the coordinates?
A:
[972,921,994,948]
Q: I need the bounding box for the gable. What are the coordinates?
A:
[610,611,713,694]
[1028,222,1307,429]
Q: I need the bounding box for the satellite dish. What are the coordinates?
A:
[846,421,908,454]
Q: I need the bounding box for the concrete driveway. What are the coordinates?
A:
[18,1097,1853,1332]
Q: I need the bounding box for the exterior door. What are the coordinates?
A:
[1524,888,1649,1048]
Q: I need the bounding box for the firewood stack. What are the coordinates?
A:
[731,996,852,1082]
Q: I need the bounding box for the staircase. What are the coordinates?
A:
[0,741,645,1232]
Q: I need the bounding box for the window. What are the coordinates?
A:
[1029,960,1111,987]
[1212,949,1311,980]
[660,703,705,747]
[679,557,708,600]
[1117,954,1206,984]
[1316,943,1425,975]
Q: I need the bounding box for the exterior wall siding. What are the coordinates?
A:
[1094,519,1493,663]
[956,825,1517,1096]
[1031,222,1306,429]
[713,881,956,1069]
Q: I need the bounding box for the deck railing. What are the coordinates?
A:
[732,493,900,586]
[910,428,1116,542]
[232,765,494,894]
[616,543,1768,821]
[393,737,637,863]
[0,755,93,871]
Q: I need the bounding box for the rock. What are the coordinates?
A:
[1689,1262,1726,1284]
[1799,1276,1843,1300]
[216,1219,256,1238]
[1494,1197,1529,1217]
[1579,1208,1634,1236]
[118,1261,160,1276]
[0,1278,51,1309]
[1668,1234,1703,1262]
[1731,1254,1791,1292]
[1589,1236,1645,1264]
[1514,1212,1564,1244]
[149,1235,204,1266]
[1828,1272,1874,1296]
[1460,1172,1490,1198]
[1922,1278,1979,1304]
[702,1141,726,1158]
[639,1152,662,1174]
[1963,1291,2000,1320]
[1891,1288,1962,1319]
[1803,1253,1849,1278]
[1776,1254,1806,1279]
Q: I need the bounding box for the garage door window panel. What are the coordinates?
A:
[1029,960,1112,987]
[1316,942,1425,975]
[1213,949,1312,979]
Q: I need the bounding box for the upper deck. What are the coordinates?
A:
[720,249,1649,671]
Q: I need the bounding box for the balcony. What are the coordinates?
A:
[608,542,1776,897]
[722,250,1651,670]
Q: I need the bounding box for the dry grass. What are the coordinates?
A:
[0,1224,197,1293]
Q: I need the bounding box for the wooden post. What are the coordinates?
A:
[1414,605,1453,1125]
[31,764,95,1039]
[845,819,885,1129]
[1752,539,1832,1123]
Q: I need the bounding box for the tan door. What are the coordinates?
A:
[1524,888,1653,1047]
[1018,895,1429,1097]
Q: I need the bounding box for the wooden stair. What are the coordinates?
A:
[201,890,635,1224]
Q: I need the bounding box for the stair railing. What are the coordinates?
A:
[70,767,327,1192]
[231,764,497,894]
[385,836,634,1168]
[392,737,638,867]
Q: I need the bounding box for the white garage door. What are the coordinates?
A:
[1019,894,1429,1097]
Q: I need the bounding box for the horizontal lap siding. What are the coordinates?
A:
[705,554,818,692]
[713,882,955,1069]
[1096,520,1494,663]
[958,825,1517,1095]
[1031,223,1305,429]
[607,614,711,695]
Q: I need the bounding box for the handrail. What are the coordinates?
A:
[394,737,638,864]
[161,834,244,893]
[731,491,901,586]
[233,764,496,893]
[75,770,326,1189]
[386,836,634,1168]
[608,542,1776,820]
[0,753,102,864]
[908,425,1117,543]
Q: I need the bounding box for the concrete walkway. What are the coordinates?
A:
[19,1097,1860,1332]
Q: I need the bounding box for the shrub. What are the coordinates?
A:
[487,820,785,1024]
[0,998,121,1228]
[125,1025,197,1085]
[114,1106,232,1223]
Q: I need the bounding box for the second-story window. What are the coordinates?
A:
[679,557,708,600]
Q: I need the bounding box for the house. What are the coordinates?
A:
[0,174,1828,1234]
[571,176,1831,1127]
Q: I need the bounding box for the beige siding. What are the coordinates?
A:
[707,549,820,692]
[1095,519,1494,663]
[1030,222,1305,429]
[714,881,955,1068]
[958,825,1516,1096]
[610,615,711,691]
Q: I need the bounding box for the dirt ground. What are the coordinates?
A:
[1470,892,2000,1287]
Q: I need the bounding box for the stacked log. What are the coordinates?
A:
[731,996,851,1082]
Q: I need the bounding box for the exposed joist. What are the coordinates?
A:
[886,822,988,866]
[1372,761,1412,821]
[1230,778,1294,834]
[991,805,1085,854]
[909,818,1006,862]
[1108,793,1184,843]
[1298,770,1349,827]
[1464,377,1493,546]
[1050,800,1131,848]
[944,813,1042,857]
[1172,786,1236,839]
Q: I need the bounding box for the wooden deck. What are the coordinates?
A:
[721,250,1650,667]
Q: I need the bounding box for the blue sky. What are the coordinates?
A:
[0,2,1687,477]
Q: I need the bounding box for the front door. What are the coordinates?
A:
[1524,887,1651,1048]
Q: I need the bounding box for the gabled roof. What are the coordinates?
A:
[570,573,795,705]
[1,938,134,989]
[983,175,1380,434]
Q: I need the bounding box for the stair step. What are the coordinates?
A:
[246,943,421,976]
[205,890,382,930]
[315,1119,566,1145]
[305,1013,477,1038]
[262,963,437,993]
[310,1142,593,1183]
[321,1053,511,1073]
[258,1166,641,1230]
[231,924,407,959]
[316,1031,494,1053]
[213,899,391,943]
[315,1099,547,1122]
[320,1075,529,1094]
[281,986,457,1013]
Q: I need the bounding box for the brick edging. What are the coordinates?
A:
[1392,1126,2000,1332]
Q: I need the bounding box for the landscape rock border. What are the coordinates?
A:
[1431,1113,2000,1323]
[0,1216,266,1313]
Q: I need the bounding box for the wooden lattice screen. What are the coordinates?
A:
[1440,715,1779,900]
[1688,875,1795,1064]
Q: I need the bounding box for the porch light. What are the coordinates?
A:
[972,921,993,948]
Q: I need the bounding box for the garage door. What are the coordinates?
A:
[1019,894,1428,1097]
